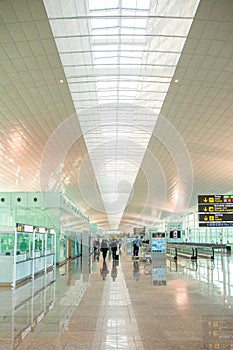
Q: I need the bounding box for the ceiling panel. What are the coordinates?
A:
[0,0,232,232]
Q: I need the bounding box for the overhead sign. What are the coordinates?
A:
[133,227,145,235]
[198,195,233,227]
[198,203,233,213]
[167,222,182,231]
[199,222,233,227]
[148,227,158,234]
[198,195,233,204]
[199,213,233,222]
[16,223,34,233]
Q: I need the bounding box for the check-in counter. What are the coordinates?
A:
[0,253,31,285]
[0,225,56,288]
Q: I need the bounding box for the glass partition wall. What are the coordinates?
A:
[0,224,56,289]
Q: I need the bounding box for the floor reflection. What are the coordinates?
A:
[1,251,233,350]
[133,260,140,281]
[111,260,118,281]
[165,253,233,300]
[131,251,233,300]
[152,263,167,286]
[100,260,109,280]
[0,271,56,350]
[0,254,91,350]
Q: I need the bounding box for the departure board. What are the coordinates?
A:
[133,227,145,235]
[198,203,233,213]
[198,195,233,204]
[198,195,233,227]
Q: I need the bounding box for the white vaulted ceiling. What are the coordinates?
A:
[0,0,233,231]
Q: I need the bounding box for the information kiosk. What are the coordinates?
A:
[151,235,167,286]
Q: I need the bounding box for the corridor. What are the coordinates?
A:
[1,248,233,350]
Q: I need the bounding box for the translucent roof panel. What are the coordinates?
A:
[43,0,201,229]
[88,0,119,11]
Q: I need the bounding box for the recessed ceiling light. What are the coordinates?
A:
[59,79,64,83]
[174,79,179,83]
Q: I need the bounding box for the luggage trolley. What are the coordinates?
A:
[139,243,152,263]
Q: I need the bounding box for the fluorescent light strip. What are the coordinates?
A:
[43,0,200,229]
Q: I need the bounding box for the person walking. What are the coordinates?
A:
[132,236,140,259]
[110,239,118,260]
[101,239,109,261]
[118,239,122,254]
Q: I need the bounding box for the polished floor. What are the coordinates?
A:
[0,246,233,350]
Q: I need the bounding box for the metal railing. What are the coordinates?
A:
[167,242,228,260]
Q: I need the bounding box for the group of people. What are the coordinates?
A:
[100,238,121,261]
[98,236,141,281]
[97,236,140,260]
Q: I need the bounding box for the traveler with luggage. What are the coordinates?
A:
[110,239,118,260]
[101,239,109,261]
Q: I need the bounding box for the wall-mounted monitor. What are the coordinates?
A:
[169,230,181,239]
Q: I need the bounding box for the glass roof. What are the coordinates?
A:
[43,0,200,229]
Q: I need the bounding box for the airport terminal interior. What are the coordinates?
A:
[0,0,233,349]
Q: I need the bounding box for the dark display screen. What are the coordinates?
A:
[169,230,181,239]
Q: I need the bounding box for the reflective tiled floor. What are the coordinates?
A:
[1,248,233,350]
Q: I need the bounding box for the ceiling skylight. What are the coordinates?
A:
[43,0,200,229]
